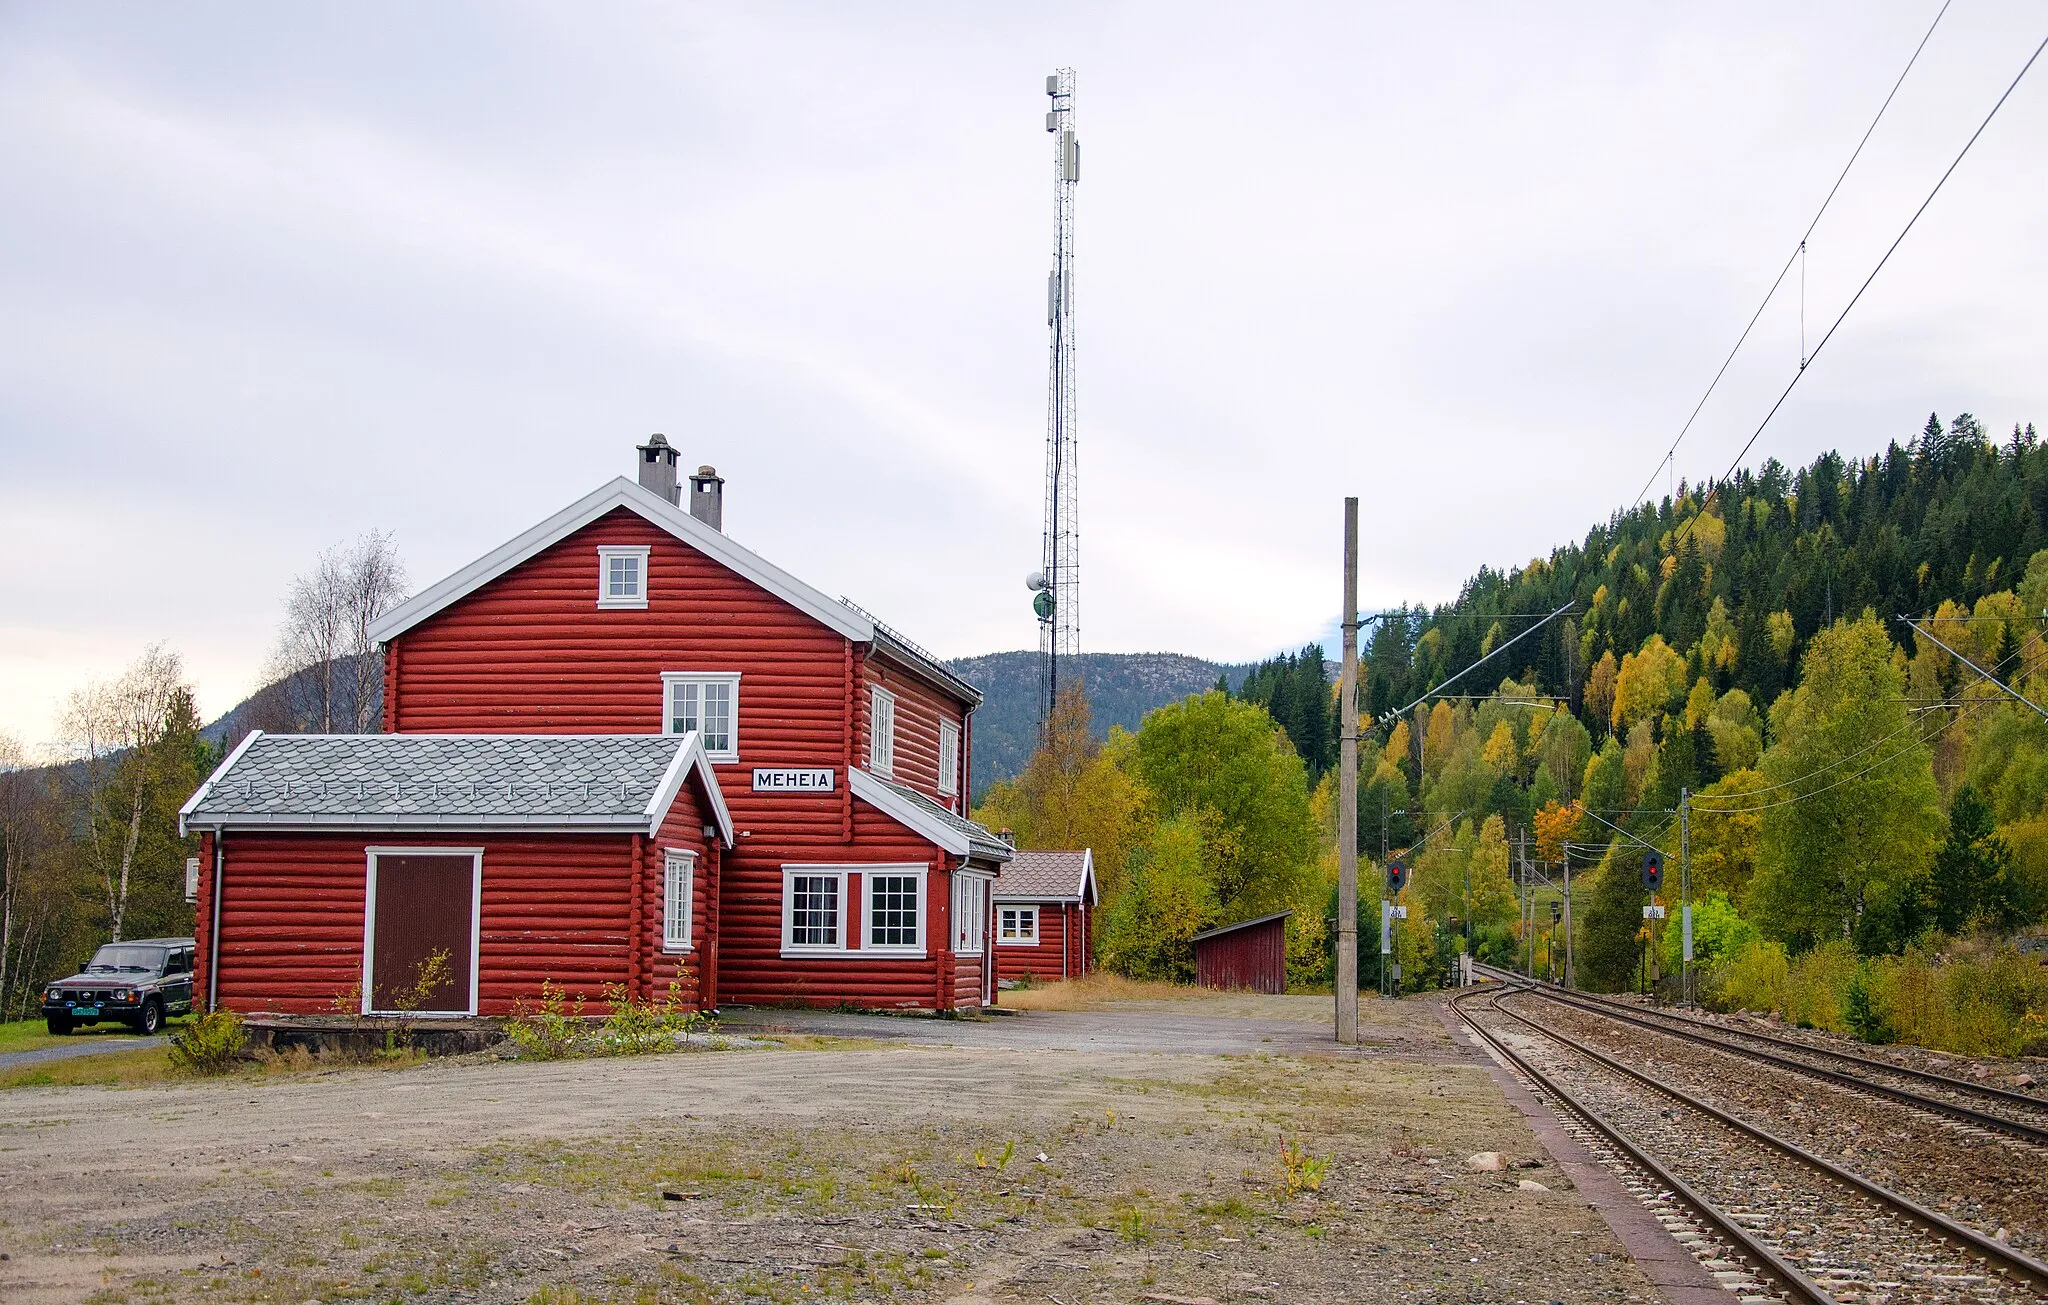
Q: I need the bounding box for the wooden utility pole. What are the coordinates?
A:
[1336,497,1360,1045]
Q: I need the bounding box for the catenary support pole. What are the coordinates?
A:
[1680,786,1693,1005]
[1563,849,1574,990]
[1336,497,1360,1045]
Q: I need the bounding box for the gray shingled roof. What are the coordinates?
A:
[993,850,1092,901]
[182,733,697,831]
[863,774,1013,862]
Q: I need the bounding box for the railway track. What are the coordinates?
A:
[1472,963,2048,1145]
[1451,981,2048,1303]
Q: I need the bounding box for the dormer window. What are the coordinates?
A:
[597,546,650,609]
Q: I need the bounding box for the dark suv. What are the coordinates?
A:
[42,938,197,1036]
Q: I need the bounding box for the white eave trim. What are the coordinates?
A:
[642,730,735,847]
[848,767,970,856]
[367,478,873,647]
[181,814,657,832]
[179,728,264,838]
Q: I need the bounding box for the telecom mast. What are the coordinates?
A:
[1029,68,1080,725]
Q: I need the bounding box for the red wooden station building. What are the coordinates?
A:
[181,436,1020,1017]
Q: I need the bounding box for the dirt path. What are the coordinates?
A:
[0,996,1662,1304]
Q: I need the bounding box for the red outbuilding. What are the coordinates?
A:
[184,436,1013,1014]
[1190,911,1292,994]
[990,850,1096,984]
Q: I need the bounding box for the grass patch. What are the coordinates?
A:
[997,974,1202,1011]
[0,1045,176,1089]
[0,1017,152,1056]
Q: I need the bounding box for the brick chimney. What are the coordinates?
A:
[637,434,680,505]
[689,465,724,531]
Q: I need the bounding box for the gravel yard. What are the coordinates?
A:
[0,994,1663,1304]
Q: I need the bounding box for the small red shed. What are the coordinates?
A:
[990,849,1096,984]
[1191,910,1292,994]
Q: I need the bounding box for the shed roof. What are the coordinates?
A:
[179,731,733,843]
[992,849,1095,903]
[1189,910,1294,945]
[365,478,979,708]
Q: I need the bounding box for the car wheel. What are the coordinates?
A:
[138,998,164,1035]
[46,1015,72,1036]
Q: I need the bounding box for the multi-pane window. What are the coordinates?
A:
[938,720,960,797]
[952,875,987,955]
[787,874,841,948]
[868,875,921,949]
[664,850,695,950]
[869,687,896,776]
[596,547,650,609]
[999,906,1039,944]
[663,673,739,762]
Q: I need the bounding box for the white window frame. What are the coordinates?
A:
[869,686,897,777]
[596,546,651,610]
[952,873,989,956]
[998,904,1040,946]
[662,672,741,763]
[938,719,960,797]
[663,849,696,952]
[360,846,484,1017]
[781,866,851,957]
[862,865,928,955]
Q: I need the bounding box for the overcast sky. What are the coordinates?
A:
[3,2,2045,749]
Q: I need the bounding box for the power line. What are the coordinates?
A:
[1672,26,2048,553]
[1627,0,1953,512]
[1380,600,1575,725]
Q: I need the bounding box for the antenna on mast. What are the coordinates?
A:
[1031,68,1080,727]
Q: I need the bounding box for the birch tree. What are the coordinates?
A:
[272,531,409,732]
[61,645,197,942]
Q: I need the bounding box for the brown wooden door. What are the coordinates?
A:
[370,853,475,1014]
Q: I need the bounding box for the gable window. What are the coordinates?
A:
[663,850,696,951]
[938,720,960,797]
[865,868,926,953]
[783,869,846,952]
[663,672,740,762]
[869,686,897,776]
[998,905,1039,945]
[596,546,651,609]
[952,874,988,955]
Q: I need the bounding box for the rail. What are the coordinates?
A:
[1459,974,2048,1295]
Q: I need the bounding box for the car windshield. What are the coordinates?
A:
[84,946,165,974]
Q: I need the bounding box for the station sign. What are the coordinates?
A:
[752,767,836,793]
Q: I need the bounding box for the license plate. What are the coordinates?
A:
[71,1005,100,1016]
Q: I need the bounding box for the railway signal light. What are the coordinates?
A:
[1550,900,1562,924]
[1386,859,1409,893]
[1641,849,1665,893]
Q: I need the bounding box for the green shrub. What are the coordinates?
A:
[167,1007,246,1075]
[598,980,711,1055]
[1844,967,1892,1044]
[1784,941,1858,1032]
[506,981,586,1060]
[1708,937,1788,1014]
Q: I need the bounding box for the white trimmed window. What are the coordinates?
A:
[952,875,988,955]
[938,719,960,797]
[597,546,650,609]
[998,905,1039,945]
[663,850,695,951]
[663,672,740,762]
[865,869,926,953]
[869,686,897,776]
[783,868,847,953]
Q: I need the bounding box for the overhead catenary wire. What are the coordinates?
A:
[1670,25,2048,556]
[1380,600,1576,725]
[1626,0,1954,512]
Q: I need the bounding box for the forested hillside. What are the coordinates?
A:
[949,651,1249,794]
[990,413,2048,1055]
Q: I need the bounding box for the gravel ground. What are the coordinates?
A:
[0,994,1664,1304]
